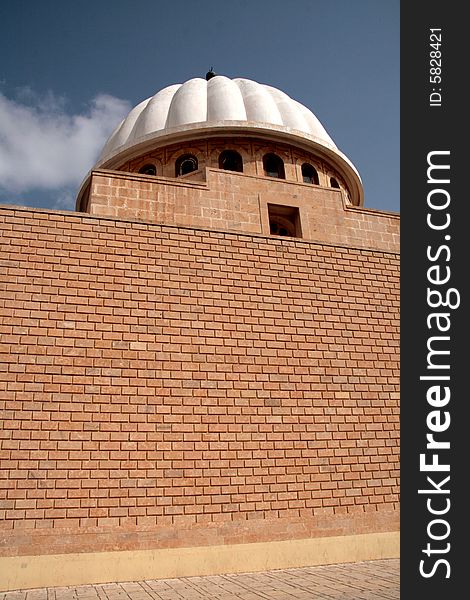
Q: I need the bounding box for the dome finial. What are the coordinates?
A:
[205,68,216,81]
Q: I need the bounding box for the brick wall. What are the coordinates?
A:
[0,206,399,557]
[86,168,400,253]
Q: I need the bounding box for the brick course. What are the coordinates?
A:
[0,206,399,557]
[84,168,399,254]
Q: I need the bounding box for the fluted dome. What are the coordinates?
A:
[98,76,339,166]
[79,75,363,207]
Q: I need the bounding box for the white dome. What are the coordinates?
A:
[80,75,363,207]
[97,76,339,166]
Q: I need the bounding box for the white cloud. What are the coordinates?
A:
[0,90,131,194]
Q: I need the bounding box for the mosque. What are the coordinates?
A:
[0,72,400,590]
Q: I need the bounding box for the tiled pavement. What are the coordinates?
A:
[0,559,400,600]
[1,559,399,600]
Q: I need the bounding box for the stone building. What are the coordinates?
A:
[0,74,399,590]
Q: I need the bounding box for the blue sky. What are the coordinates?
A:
[0,0,399,212]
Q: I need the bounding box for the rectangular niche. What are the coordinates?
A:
[267,203,302,238]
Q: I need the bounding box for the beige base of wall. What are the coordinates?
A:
[0,531,399,592]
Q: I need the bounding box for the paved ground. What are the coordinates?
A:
[1,559,399,600]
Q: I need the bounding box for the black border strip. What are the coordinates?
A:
[401,3,466,596]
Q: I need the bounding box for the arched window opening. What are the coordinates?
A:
[267,204,301,238]
[301,163,319,185]
[219,150,243,173]
[330,177,340,189]
[138,164,157,176]
[270,219,294,237]
[176,154,198,177]
[263,153,285,179]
